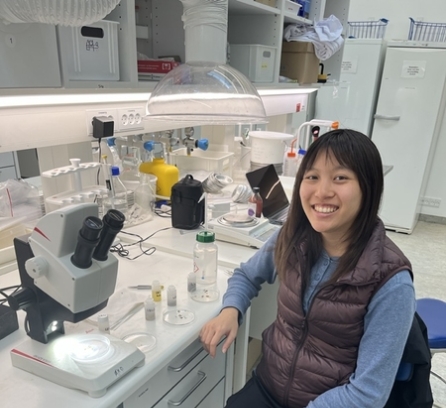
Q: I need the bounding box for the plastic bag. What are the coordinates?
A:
[0,179,43,227]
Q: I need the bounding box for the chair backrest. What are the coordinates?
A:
[395,361,413,382]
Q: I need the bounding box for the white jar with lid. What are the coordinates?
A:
[192,231,219,302]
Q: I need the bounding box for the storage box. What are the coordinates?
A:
[280,41,319,84]
[254,0,276,7]
[170,149,234,175]
[57,20,120,81]
[0,22,61,88]
[230,44,276,83]
[284,0,302,14]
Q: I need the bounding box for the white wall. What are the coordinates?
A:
[349,0,446,219]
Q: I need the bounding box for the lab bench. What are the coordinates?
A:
[0,250,233,408]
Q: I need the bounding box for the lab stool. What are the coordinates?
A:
[417,298,446,408]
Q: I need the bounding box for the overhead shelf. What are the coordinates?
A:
[228,0,279,15]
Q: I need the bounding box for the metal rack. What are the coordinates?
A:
[347,18,389,39]
[408,17,446,42]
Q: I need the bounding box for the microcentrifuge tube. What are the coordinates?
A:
[152,280,162,302]
[98,313,110,334]
[167,285,177,307]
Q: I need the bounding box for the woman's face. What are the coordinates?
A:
[299,151,362,248]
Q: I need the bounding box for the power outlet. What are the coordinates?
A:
[117,107,145,133]
[86,109,118,136]
[421,196,441,208]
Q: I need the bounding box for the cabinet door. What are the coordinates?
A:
[0,166,18,182]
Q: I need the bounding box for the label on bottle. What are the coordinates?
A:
[247,202,257,218]
[193,245,217,286]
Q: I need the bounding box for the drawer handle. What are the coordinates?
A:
[168,371,207,406]
[374,114,401,121]
[168,347,204,372]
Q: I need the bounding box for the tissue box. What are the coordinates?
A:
[280,41,319,84]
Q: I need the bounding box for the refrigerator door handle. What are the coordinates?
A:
[374,114,401,121]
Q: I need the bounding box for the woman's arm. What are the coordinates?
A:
[306,270,415,408]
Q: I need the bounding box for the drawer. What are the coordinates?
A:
[0,166,17,182]
[153,343,226,408]
[0,152,15,168]
[123,339,210,408]
[196,379,225,408]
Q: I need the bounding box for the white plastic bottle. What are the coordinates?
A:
[283,149,299,177]
[102,166,128,219]
[192,231,219,302]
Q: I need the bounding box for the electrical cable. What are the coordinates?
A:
[110,227,173,261]
[0,285,21,305]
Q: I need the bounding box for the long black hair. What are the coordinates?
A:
[274,129,384,286]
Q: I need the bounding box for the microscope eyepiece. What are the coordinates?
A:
[71,216,103,269]
[93,209,125,262]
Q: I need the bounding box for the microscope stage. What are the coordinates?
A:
[10,333,145,397]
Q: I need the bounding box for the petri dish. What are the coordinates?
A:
[191,288,220,303]
[122,332,157,353]
[163,309,195,325]
[70,334,113,364]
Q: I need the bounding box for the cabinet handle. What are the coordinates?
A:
[168,371,206,406]
[374,114,401,121]
[168,347,204,372]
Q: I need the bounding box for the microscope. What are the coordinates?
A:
[7,203,145,397]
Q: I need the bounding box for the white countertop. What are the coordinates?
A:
[0,250,230,408]
[119,214,257,268]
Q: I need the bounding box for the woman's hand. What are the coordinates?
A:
[200,307,239,358]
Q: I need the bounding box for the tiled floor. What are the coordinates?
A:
[247,220,446,405]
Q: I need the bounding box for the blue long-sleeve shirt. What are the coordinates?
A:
[222,230,415,408]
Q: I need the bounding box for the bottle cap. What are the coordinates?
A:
[298,149,306,155]
[287,151,296,158]
[196,231,215,243]
[252,187,260,193]
[111,166,120,176]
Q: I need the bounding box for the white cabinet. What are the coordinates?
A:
[123,339,228,408]
[0,152,19,182]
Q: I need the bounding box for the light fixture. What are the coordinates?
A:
[146,0,267,125]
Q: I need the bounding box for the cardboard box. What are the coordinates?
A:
[280,41,319,84]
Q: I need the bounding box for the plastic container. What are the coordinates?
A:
[139,158,179,199]
[283,149,299,177]
[248,187,263,218]
[57,20,120,81]
[135,173,157,214]
[102,166,128,219]
[229,44,277,83]
[249,131,294,169]
[192,231,219,302]
[284,0,302,15]
[170,148,234,175]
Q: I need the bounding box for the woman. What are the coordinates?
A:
[200,129,415,408]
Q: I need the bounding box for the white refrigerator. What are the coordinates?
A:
[371,41,446,233]
[315,38,386,136]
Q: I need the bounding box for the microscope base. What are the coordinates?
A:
[10,333,145,397]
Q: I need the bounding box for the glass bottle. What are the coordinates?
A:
[134,172,156,218]
[192,231,219,302]
[248,187,263,218]
[102,166,128,220]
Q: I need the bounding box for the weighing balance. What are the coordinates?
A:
[209,213,280,248]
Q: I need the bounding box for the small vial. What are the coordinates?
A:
[145,298,156,321]
[187,272,197,294]
[248,187,263,218]
[167,285,177,307]
[98,313,110,334]
[152,280,162,302]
